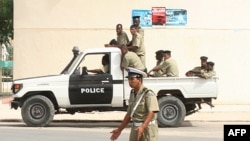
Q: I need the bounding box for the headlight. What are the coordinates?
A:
[11,84,23,94]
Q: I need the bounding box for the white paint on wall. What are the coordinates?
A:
[13,0,250,104]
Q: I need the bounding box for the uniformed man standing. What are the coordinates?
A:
[126,25,146,67]
[116,24,130,45]
[110,67,159,141]
[105,24,129,47]
[132,16,144,40]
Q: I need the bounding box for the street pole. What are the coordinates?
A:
[0,43,2,93]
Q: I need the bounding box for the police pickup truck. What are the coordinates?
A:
[10,47,219,127]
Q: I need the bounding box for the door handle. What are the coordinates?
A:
[101,80,109,84]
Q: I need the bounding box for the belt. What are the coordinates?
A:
[133,120,156,127]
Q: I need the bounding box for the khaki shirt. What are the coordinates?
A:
[100,64,109,73]
[117,31,129,45]
[160,58,179,77]
[121,51,145,71]
[153,59,165,77]
[127,85,159,122]
[191,66,206,73]
[186,66,207,76]
[202,70,216,79]
[131,32,145,56]
[138,26,144,40]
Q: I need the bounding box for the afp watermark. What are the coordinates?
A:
[224,125,250,141]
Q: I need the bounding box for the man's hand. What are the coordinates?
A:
[104,44,111,47]
[135,126,145,141]
[110,129,121,141]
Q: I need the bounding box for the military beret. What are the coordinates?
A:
[132,16,140,19]
[125,67,147,78]
[163,50,171,54]
[207,61,215,67]
[200,56,208,61]
[155,50,164,55]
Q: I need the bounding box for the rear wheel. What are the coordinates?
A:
[157,96,186,127]
[21,95,55,127]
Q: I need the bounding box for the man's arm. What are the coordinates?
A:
[110,113,131,140]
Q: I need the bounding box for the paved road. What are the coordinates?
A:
[1,96,250,123]
[3,121,246,141]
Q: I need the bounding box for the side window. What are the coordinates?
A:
[77,53,110,75]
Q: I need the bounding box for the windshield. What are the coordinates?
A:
[60,52,83,74]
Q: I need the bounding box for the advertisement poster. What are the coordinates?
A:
[166,9,187,26]
[152,7,166,27]
[132,10,152,27]
[132,8,187,27]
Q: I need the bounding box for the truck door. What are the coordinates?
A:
[68,54,113,105]
[68,73,113,105]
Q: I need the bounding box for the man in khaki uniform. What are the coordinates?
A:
[160,50,179,77]
[87,54,110,74]
[127,25,146,67]
[110,67,159,141]
[149,50,179,77]
[116,24,130,45]
[132,16,144,40]
[186,56,208,76]
[104,24,129,47]
[120,46,145,72]
[194,61,216,79]
[147,50,165,77]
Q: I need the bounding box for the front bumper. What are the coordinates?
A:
[10,99,20,110]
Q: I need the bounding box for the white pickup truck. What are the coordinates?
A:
[10,47,219,127]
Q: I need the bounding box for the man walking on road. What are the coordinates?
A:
[110,67,159,141]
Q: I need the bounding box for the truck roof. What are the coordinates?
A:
[82,47,121,54]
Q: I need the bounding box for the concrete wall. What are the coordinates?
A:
[14,0,250,104]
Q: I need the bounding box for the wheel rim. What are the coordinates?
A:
[161,104,178,121]
[30,104,46,119]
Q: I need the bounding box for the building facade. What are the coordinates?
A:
[14,0,250,104]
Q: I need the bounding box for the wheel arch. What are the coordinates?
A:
[20,91,59,110]
[156,89,185,101]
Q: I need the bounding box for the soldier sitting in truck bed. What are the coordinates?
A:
[147,50,165,77]
[193,61,216,79]
[120,45,146,72]
[186,56,208,76]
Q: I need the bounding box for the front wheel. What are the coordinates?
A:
[157,96,186,127]
[21,95,55,127]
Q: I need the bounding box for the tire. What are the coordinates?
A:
[157,96,186,127]
[21,95,55,127]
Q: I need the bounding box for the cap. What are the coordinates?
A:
[156,50,164,54]
[207,61,215,67]
[125,67,147,78]
[200,56,208,61]
[132,16,140,19]
[163,50,171,54]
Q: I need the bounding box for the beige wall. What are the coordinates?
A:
[14,0,250,104]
